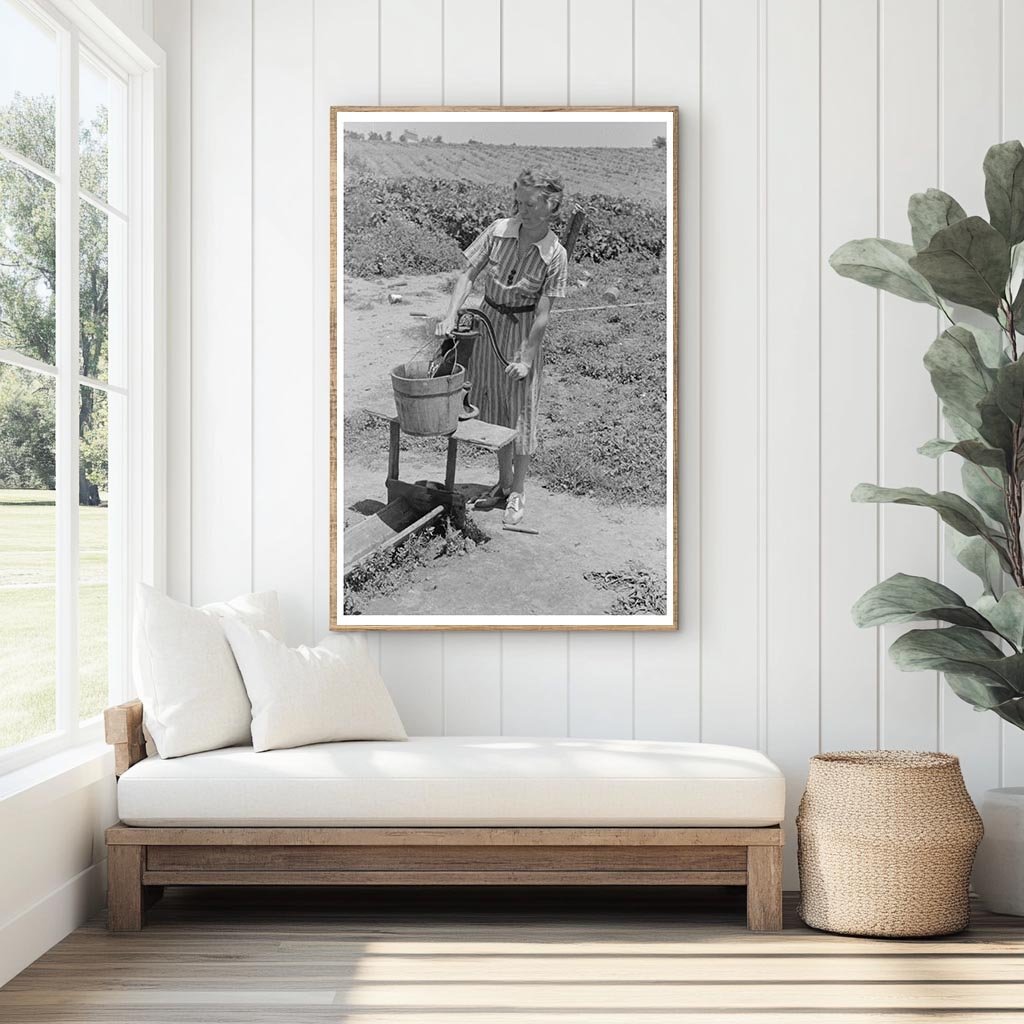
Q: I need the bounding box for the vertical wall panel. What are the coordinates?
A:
[376,0,447,721]
[444,634,502,734]
[253,0,316,645]
[502,633,569,735]
[878,0,941,751]
[938,0,1002,795]
[189,0,253,605]
[568,634,634,738]
[764,0,821,883]
[489,0,573,737]
[313,0,379,646]
[501,0,567,104]
[819,0,879,753]
[699,0,760,749]
[153,0,190,604]
[443,0,500,105]
[380,0,443,105]
[439,0,505,734]
[562,0,636,737]
[380,633,445,734]
[631,0,700,743]
[1002,0,1024,786]
[568,0,632,104]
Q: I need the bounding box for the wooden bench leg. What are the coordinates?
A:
[107,845,145,932]
[746,845,783,931]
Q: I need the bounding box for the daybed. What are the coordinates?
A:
[104,699,786,932]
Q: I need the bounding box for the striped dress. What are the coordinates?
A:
[462,216,569,455]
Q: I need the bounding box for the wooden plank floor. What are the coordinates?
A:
[3,885,1024,1022]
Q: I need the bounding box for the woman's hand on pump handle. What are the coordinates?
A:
[435,313,457,338]
[503,361,531,381]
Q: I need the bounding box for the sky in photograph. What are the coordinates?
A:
[348,120,666,148]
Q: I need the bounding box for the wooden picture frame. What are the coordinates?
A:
[330,107,679,631]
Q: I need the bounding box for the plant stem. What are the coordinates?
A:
[1006,307,1024,587]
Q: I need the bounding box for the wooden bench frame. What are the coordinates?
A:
[104,700,784,932]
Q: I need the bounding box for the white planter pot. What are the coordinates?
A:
[973,787,1024,916]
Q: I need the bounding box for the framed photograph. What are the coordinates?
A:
[330,107,678,631]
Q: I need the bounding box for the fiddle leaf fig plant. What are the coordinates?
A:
[832,140,1024,731]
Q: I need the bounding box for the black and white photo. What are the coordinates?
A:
[330,108,678,630]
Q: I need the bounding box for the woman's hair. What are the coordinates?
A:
[513,169,564,217]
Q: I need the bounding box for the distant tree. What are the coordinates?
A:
[384,130,392,142]
[344,129,365,140]
[0,92,109,501]
[653,135,666,149]
[367,130,382,141]
[0,366,54,489]
[433,135,443,143]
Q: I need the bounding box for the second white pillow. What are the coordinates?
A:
[222,621,407,752]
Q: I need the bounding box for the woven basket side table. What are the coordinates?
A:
[797,750,983,938]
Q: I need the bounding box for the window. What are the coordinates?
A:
[0,0,161,772]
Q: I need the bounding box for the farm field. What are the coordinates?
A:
[340,252,670,616]
[343,138,667,206]
[0,489,108,750]
[339,136,671,616]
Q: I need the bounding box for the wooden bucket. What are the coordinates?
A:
[390,361,466,436]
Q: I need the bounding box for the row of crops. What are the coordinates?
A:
[343,139,667,205]
[343,175,666,277]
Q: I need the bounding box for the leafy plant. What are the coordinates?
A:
[832,140,1024,731]
[584,562,667,614]
[343,174,667,270]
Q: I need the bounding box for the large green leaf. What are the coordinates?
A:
[978,391,1016,458]
[851,483,1009,555]
[909,216,1010,314]
[944,671,1024,714]
[984,140,1024,246]
[962,463,1009,531]
[1011,278,1024,326]
[942,406,983,442]
[908,188,968,251]
[984,686,1024,728]
[951,532,1004,596]
[918,437,1007,470]
[852,573,994,630]
[993,357,1024,423]
[967,322,1011,368]
[830,238,943,307]
[888,626,1024,701]
[923,325,996,427]
[977,589,1024,649]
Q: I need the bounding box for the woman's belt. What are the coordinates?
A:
[484,295,537,318]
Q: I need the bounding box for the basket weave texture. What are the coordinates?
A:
[796,750,983,938]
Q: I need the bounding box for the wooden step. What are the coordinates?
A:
[364,408,517,452]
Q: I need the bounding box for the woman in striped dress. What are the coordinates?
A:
[437,170,569,526]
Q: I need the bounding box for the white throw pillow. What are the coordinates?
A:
[223,621,407,752]
[133,584,283,758]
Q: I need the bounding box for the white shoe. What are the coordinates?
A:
[503,492,525,526]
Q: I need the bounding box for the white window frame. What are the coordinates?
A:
[0,0,164,776]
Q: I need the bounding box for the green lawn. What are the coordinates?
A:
[0,489,109,751]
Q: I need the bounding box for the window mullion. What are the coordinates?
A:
[55,24,81,735]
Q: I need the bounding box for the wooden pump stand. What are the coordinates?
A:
[342,410,518,576]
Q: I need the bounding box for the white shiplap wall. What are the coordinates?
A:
[154,0,1024,884]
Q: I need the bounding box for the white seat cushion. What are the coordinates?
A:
[117,736,785,827]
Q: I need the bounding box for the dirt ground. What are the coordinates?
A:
[340,273,668,617]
